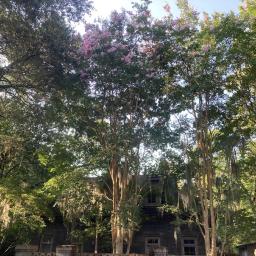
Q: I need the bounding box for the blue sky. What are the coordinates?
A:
[150,0,242,18]
[187,0,241,13]
[76,0,242,33]
[91,0,242,18]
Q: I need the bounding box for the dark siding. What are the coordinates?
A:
[130,207,205,255]
[238,243,256,256]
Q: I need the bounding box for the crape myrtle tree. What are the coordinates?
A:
[78,1,170,253]
[151,1,232,256]
[155,1,256,255]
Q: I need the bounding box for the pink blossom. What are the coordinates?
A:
[113,42,127,50]
[180,23,191,30]
[110,11,126,23]
[242,0,248,10]
[171,19,183,31]
[118,43,127,50]
[192,10,199,17]
[127,11,134,16]
[82,25,121,58]
[171,19,191,31]
[202,44,211,52]
[138,43,155,56]
[108,43,127,52]
[82,29,102,57]
[163,4,171,13]
[203,13,209,23]
[83,37,94,56]
[80,71,88,79]
[142,10,151,17]
[107,47,117,53]
[122,51,133,64]
[171,19,179,27]
[101,31,111,39]
[190,51,197,57]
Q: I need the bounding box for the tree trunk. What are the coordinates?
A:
[109,157,127,254]
[115,222,124,254]
[195,93,217,256]
[94,221,98,254]
[125,229,133,255]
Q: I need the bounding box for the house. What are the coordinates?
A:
[237,242,256,256]
[17,175,205,255]
[130,175,205,255]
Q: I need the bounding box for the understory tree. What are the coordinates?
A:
[0,0,92,254]
[213,2,256,252]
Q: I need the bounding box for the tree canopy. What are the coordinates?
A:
[0,0,256,256]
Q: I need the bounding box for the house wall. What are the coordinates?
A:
[130,220,205,255]
[248,244,256,256]
[24,176,205,255]
[130,207,205,255]
[238,243,256,256]
[30,223,68,253]
[29,214,205,255]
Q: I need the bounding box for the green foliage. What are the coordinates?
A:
[1,0,256,254]
[0,0,92,253]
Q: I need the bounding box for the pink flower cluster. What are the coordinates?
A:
[171,19,191,31]
[80,71,88,79]
[138,42,156,56]
[83,34,98,56]
[163,4,171,13]
[83,28,103,57]
[242,0,248,10]
[190,50,198,57]
[110,10,126,23]
[142,10,151,17]
[82,28,112,57]
[107,47,117,53]
[121,51,133,64]
[202,44,211,52]
[102,31,111,39]
[107,42,127,54]
[203,13,209,23]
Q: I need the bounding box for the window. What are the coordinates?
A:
[147,191,157,204]
[182,238,196,255]
[145,237,160,253]
[150,176,160,184]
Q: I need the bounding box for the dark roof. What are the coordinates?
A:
[237,242,256,248]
